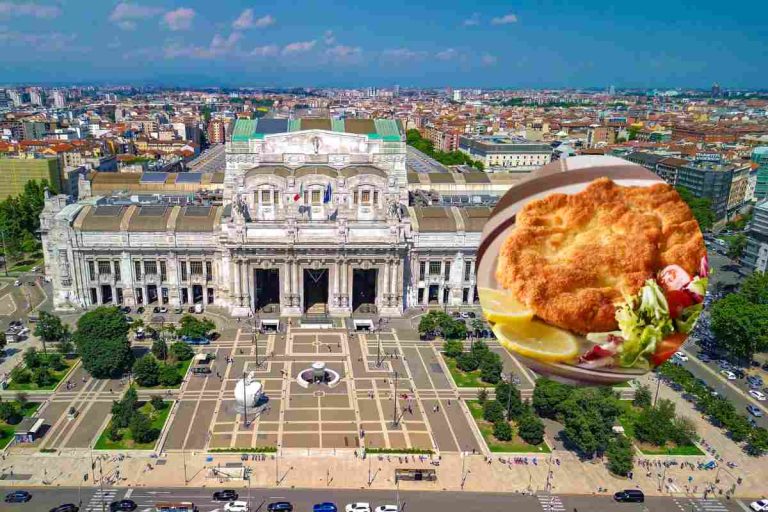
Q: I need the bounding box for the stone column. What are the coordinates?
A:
[341,260,349,307]
[111,285,117,305]
[292,259,300,308]
[391,259,399,304]
[233,259,241,305]
[203,286,209,306]
[95,285,102,305]
[381,260,390,307]
[333,260,340,306]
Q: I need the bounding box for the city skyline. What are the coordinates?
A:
[0,0,766,88]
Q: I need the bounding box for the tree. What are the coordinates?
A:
[111,387,138,429]
[158,365,181,387]
[740,272,768,305]
[33,311,68,354]
[470,318,484,335]
[517,410,545,445]
[169,341,194,362]
[456,352,479,372]
[495,380,524,420]
[150,395,165,410]
[563,412,599,458]
[443,318,467,340]
[710,293,768,361]
[178,315,215,338]
[151,338,168,361]
[32,367,53,387]
[727,234,747,260]
[15,392,28,409]
[676,186,714,230]
[606,436,634,476]
[470,339,489,358]
[0,400,19,424]
[477,387,489,404]
[46,352,65,371]
[442,339,463,359]
[493,420,513,441]
[479,352,503,384]
[73,307,133,378]
[10,367,30,384]
[746,427,768,456]
[532,378,573,419]
[483,400,505,424]
[634,399,676,446]
[106,422,122,442]
[132,355,160,387]
[671,416,698,446]
[418,314,437,339]
[633,384,652,409]
[129,411,157,444]
[23,347,40,369]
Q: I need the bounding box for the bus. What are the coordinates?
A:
[155,502,197,512]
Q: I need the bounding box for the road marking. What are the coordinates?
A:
[537,494,565,512]
[735,500,753,512]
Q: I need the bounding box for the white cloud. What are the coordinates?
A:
[462,13,480,26]
[110,2,162,29]
[250,44,279,57]
[163,32,242,59]
[0,2,61,18]
[162,7,195,31]
[491,13,518,25]
[325,44,362,64]
[282,40,315,54]
[481,53,498,65]
[381,48,427,62]
[232,8,275,29]
[0,29,75,49]
[323,30,335,45]
[435,48,458,61]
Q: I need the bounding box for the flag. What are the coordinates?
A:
[323,183,332,204]
[293,182,303,202]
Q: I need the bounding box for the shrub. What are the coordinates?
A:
[493,420,513,441]
[106,422,122,442]
[150,395,165,410]
[443,340,464,359]
[456,352,479,372]
[518,411,545,445]
[169,342,194,362]
[479,352,503,384]
[606,435,634,476]
[477,387,489,404]
[10,367,31,384]
[132,355,160,387]
[129,412,158,444]
[483,400,505,424]
[32,367,54,387]
[158,365,182,387]
[151,338,168,361]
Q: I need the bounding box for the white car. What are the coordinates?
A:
[13,280,21,286]
[345,504,371,512]
[224,501,250,512]
[674,351,688,362]
[749,390,767,402]
[720,369,736,380]
[750,499,768,511]
[375,506,399,512]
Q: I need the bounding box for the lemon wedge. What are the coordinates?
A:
[478,287,534,325]
[493,321,579,363]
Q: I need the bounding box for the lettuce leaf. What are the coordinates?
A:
[675,303,703,334]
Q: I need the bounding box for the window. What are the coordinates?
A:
[134,261,142,280]
[114,261,121,281]
[353,191,358,204]
[98,261,111,275]
[205,261,212,280]
[464,261,473,281]
[260,189,273,205]
[444,261,451,280]
[180,261,188,281]
[361,190,371,203]
[419,261,426,280]
[87,261,95,281]
[159,260,167,281]
[311,189,321,204]
[144,260,157,275]
[373,190,379,205]
[429,261,441,275]
[190,261,203,275]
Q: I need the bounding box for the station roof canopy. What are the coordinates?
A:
[231,118,403,142]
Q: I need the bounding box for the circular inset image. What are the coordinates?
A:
[476,156,709,385]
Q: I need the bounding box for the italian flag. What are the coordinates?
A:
[293,182,303,202]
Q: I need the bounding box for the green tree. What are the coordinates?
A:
[132,355,160,387]
[10,367,30,384]
[483,400,505,424]
[46,352,65,371]
[479,352,503,384]
[106,422,122,442]
[676,186,715,230]
[178,315,215,338]
[456,352,479,372]
[442,339,464,359]
[495,380,524,420]
[33,311,69,354]
[727,233,747,260]
[477,387,489,404]
[671,416,698,446]
[151,338,168,361]
[634,399,676,446]
[150,395,165,410]
[493,420,513,441]
[633,384,652,409]
[710,293,768,361]
[158,364,181,387]
[563,412,599,457]
[129,411,157,444]
[73,307,133,378]
[517,410,545,445]
[418,313,437,338]
[169,341,194,362]
[32,367,53,387]
[443,317,467,340]
[606,436,634,476]
[740,271,768,305]
[111,387,138,429]
[746,427,768,456]
[23,347,40,369]
[0,400,20,424]
[532,378,573,419]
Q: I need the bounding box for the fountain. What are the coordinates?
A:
[296,361,341,389]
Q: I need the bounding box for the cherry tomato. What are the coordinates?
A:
[651,332,687,366]
[666,289,695,319]
[658,265,692,292]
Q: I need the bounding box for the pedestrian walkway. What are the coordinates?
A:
[673,497,730,512]
[84,488,118,511]
[537,494,565,512]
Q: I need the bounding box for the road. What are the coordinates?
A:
[0,486,750,512]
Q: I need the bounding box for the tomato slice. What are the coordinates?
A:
[651,332,687,366]
[658,264,692,292]
[666,289,695,319]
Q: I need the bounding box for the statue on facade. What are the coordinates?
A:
[386,199,401,220]
[232,193,248,224]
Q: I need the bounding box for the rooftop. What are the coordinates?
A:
[231,118,403,142]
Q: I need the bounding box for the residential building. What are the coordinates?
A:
[752,147,768,200]
[207,119,231,144]
[743,200,768,273]
[676,161,735,221]
[656,157,688,186]
[458,135,552,170]
[727,165,751,215]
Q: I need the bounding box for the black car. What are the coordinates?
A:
[9,320,22,328]
[267,502,294,512]
[120,306,131,314]
[109,500,137,511]
[137,307,145,314]
[613,489,644,503]
[5,490,32,503]
[49,505,79,512]
[213,490,239,501]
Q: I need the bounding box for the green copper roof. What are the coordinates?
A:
[231,118,403,141]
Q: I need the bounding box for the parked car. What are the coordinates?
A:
[49,505,79,512]
[698,353,712,363]
[613,489,644,503]
[267,502,293,512]
[747,405,764,417]
[313,503,338,512]
[174,307,184,314]
[747,375,764,388]
[9,319,22,328]
[345,504,371,512]
[374,506,399,512]
[13,279,21,286]
[158,306,168,314]
[749,390,767,401]
[109,500,137,511]
[213,490,239,501]
[673,351,688,362]
[720,370,737,380]
[183,335,210,346]
[750,498,768,511]
[718,360,731,369]
[120,306,131,314]
[224,501,250,512]
[5,490,32,503]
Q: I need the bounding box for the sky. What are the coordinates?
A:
[0,0,766,89]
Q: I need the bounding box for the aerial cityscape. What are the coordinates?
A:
[1,1,768,512]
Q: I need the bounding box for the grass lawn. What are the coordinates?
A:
[443,355,486,388]
[7,358,78,391]
[94,401,172,450]
[0,401,41,449]
[618,403,703,456]
[136,358,192,390]
[466,400,551,454]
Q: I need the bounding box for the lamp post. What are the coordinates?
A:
[0,229,8,277]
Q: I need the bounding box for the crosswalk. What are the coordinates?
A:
[537,494,565,512]
[84,489,117,511]
[673,497,730,512]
